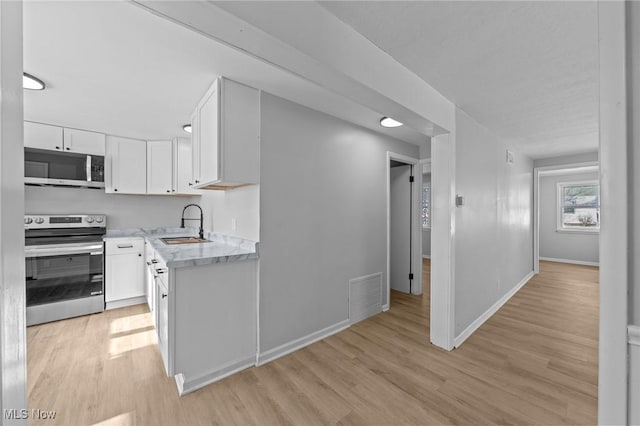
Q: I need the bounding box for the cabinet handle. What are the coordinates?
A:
[117,244,133,249]
[151,259,158,264]
[188,182,193,186]
[138,253,142,257]
[55,146,61,150]
[114,188,118,192]
[65,147,70,151]
[195,180,200,184]
[166,190,170,193]
[156,269,167,274]
[161,293,168,299]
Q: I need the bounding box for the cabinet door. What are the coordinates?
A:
[144,243,156,314]
[63,128,105,156]
[106,251,144,302]
[146,140,174,194]
[156,276,170,375]
[24,121,63,151]
[106,136,147,194]
[175,137,200,194]
[190,109,201,186]
[197,81,219,185]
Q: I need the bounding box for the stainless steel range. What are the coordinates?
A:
[25,214,106,326]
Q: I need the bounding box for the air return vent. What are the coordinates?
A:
[349,272,383,324]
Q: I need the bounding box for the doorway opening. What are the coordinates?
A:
[533,161,600,273]
[386,152,422,311]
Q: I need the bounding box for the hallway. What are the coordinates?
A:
[27,260,598,425]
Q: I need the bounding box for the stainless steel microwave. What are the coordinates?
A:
[24,148,105,189]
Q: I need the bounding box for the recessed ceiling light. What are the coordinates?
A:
[380,117,403,128]
[182,124,192,134]
[23,73,45,90]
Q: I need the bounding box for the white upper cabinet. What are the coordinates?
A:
[106,136,147,194]
[147,140,174,195]
[191,77,259,190]
[63,128,105,156]
[24,121,64,151]
[175,137,200,195]
[24,121,105,156]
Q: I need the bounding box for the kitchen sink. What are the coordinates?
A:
[161,236,209,245]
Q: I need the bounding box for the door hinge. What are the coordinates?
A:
[409,176,414,183]
[409,273,414,280]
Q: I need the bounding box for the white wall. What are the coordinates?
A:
[539,172,599,264]
[199,185,259,242]
[259,93,419,353]
[453,109,533,337]
[422,173,431,257]
[24,186,199,230]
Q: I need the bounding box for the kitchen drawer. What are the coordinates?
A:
[106,238,144,255]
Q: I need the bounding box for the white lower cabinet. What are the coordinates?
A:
[105,239,145,307]
[156,269,170,375]
[159,259,257,395]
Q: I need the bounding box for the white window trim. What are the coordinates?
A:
[556,180,600,234]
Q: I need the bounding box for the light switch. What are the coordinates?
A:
[455,195,464,207]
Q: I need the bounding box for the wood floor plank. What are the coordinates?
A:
[27,260,598,425]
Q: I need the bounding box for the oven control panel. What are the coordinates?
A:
[24,214,106,229]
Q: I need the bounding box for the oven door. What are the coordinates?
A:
[25,242,104,325]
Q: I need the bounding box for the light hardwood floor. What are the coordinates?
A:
[27,260,598,425]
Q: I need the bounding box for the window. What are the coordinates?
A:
[557,181,600,232]
[422,183,431,228]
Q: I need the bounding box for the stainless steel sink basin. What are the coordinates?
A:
[161,236,209,245]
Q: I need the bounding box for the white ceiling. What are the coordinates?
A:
[23,1,427,144]
[319,1,599,159]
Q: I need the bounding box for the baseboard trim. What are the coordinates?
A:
[539,257,599,267]
[629,325,640,347]
[422,255,431,259]
[105,296,147,310]
[454,271,535,348]
[175,355,256,396]
[257,319,350,366]
[382,304,390,312]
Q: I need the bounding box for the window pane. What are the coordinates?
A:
[563,185,599,208]
[422,185,430,228]
[562,206,600,228]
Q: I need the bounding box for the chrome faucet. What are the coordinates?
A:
[181,204,204,239]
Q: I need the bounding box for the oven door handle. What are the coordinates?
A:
[25,243,104,258]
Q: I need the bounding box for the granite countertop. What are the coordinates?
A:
[104,227,259,268]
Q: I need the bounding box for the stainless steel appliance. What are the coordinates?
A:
[25,214,106,326]
[24,148,105,188]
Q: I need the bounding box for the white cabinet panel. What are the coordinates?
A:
[190,77,259,190]
[156,271,170,375]
[105,239,145,302]
[198,83,219,185]
[175,137,200,195]
[145,242,156,314]
[147,140,174,194]
[63,128,105,156]
[24,121,63,151]
[190,110,201,187]
[106,136,147,194]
